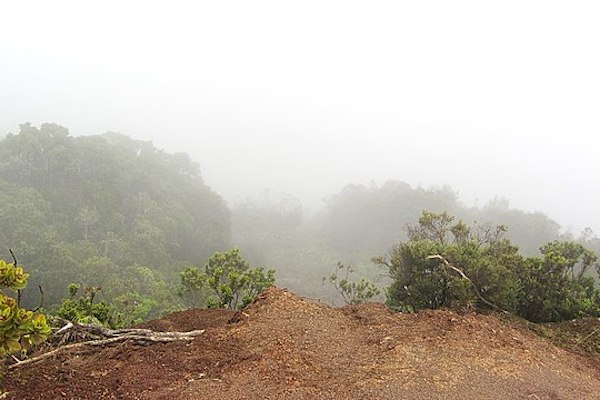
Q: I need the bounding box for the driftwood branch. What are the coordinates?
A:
[427,254,508,313]
[9,322,205,370]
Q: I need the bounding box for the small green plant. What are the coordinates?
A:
[179,249,275,310]
[324,262,381,305]
[0,258,51,355]
[56,283,124,328]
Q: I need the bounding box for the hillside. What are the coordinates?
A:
[4,288,600,399]
[0,123,230,315]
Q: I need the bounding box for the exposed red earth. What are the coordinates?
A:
[4,287,600,399]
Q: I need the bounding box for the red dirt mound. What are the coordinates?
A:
[4,287,600,399]
[134,308,236,332]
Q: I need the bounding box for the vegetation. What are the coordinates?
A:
[180,249,275,310]
[56,283,126,328]
[0,123,230,318]
[0,258,50,355]
[323,262,381,305]
[324,182,562,260]
[374,211,600,322]
[2,122,599,327]
[518,241,600,322]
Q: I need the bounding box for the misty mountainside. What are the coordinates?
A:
[232,181,595,302]
[322,182,563,257]
[1,123,598,321]
[0,123,230,313]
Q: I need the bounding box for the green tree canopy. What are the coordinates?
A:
[375,211,600,322]
[0,123,231,310]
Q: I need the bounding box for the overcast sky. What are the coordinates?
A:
[1,1,599,233]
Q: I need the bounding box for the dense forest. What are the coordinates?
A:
[0,123,230,321]
[1,123,598,324]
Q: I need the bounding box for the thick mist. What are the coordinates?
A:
[1,1,599,233]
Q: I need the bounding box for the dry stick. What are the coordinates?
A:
[9,329,205,370]
[8,248,18,266]
[32,285,44,312]
[9,249,22,306]
[427,255,509,314]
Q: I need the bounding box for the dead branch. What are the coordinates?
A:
[32,285,44,312]
[9,249,21,306]
[427,254,509,314]
[50,320,206,342]
[9,248,17,266]
[9,323,205,370]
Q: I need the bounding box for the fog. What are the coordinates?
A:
[1,1,599,233]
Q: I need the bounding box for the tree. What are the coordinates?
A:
[0,257,51,355]
[0,123,231,312]
[376,211,600,322]
[180,249,275,310]
[324,182,460,260]
[374,211,523,313]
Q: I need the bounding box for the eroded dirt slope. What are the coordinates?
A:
[5,288,600,399]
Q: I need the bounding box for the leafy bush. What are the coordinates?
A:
[323,262,380,305]
[375,211,522,313]
[0,258,51,355]
[179,249,275,310]
[56,283,124,328]
[518,241,600,322]
[376,211,600,322]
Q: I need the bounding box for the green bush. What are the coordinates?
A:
[56,283,124,328]
[179,249,275,310]
[0,259,51,355]
[323,262,380,305]
[376,211,600,322]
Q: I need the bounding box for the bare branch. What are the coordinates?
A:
[9,326,205,370]
[32,285,45,312]
[427,255,508,313]
[9,248,18,266]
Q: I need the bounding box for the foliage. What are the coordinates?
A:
[180,249,275,310]
[0,259,51,355]
[178,266,208,308]
[55,264,183,328]
[55,283,124,328]
[517,241,600,322]
[376,211,600,322]
[323,182,561,264]
[324,182,461,260]
[374,211,522,312]
[323,262,380,305]
[0,123,230,313]
[473,197,562,256]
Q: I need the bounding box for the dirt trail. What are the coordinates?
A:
[5,288,600,399]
